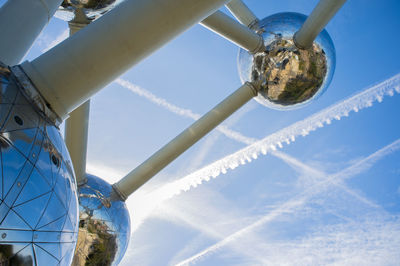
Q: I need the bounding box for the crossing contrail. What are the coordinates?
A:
[131,73,400,202]
[122,73,399,232]
[115,78,257,145]
[175,138,400,266]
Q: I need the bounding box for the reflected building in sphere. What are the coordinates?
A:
[72,174,130,266]
[57,0,124,21]
[0,64,79,265]
[238,12,336,110]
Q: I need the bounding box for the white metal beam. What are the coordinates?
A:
[200,10,264,53]
[64,9,91,185]
[0,0,63,65]
[225,0,258,28]
[21,0,230,121]
[65,100,90,185]
[112,82,258,200]
[294,0,347,49]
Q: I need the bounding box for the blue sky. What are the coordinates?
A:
[8,0,400,265]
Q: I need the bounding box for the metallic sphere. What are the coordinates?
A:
[61,0,117,10]
[0,64,79,265]
[72,174,130,266]
[56,0,123,21]
[238,12,336,110]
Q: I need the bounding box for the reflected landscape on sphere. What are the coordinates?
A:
[238,12,336,110]
[73,174,130,266]
[57,0,123,21]
[0,64,79,265]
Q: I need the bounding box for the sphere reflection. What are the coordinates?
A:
[56,0,124,21]
[238,12,336,110]
[72,174,130,266]
[0,64,79,265]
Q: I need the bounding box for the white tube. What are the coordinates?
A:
[294,0,347,49]
[225,0,258,28]
[0,0,63,66]
[21,0,229,121]
[64,11,91,185]
[200,10,264,53]
[65,100,90,185]
[112,82,258,200]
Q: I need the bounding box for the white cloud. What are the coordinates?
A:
[115,75,400,264]
[41,28,69,53]
[174,139,400,265]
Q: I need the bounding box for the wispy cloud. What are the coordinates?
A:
[174,139,400,265]
[247,215,400,265]
[160,189,272,265]
[41,29,69,53]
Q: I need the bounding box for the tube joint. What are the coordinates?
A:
[110,184,127,202]
[11,65,62,126]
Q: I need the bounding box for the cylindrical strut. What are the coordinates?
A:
[65,100,90,185]
[0,0,63,65]
[225,0,258,28]
[294,0,347,49]
[21,0,230,122]
[200,10,264,53]
[64,9,91,185]
[113,82,258,200]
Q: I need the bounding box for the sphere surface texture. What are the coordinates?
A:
[238,12,336,110]
[0,65,79,265]
[72,174,130,266]
[57,0,123,20]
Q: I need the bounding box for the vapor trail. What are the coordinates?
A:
[138,73,400,202]
[124,73,399,231]
[175,139,400,266]
[115,78,257,145]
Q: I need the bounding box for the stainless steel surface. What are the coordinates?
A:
[73,174,130,266]
[0,63,79,265]
[11,66,62,126]
[56,0,124,21]
[238,12,336,110]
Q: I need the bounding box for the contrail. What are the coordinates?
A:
[122,73,399,230]
[115,78,257,145]
[175,138,400,266]
[135,73,400,202]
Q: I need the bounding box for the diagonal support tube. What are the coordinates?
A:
[225,0,258,28]
[20,0,229,122]
[294,0,347,49]
[0,0,63,65]
[112,82,258,200]
[64,9,91,185]
[200,10,264,53]
[65,100,90,185]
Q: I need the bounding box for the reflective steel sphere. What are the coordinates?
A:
[0,64,79,265]
[72,174,130,266]
[56,0,123,21]
[238,12,336,110]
